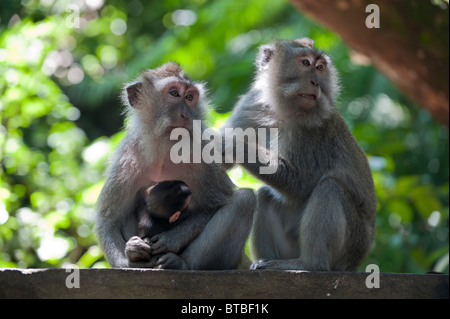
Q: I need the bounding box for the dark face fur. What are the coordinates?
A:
[145,180,192,222]
[256,38,340,126]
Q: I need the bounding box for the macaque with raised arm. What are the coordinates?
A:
[223,38,376,271]
[96,62,255,269]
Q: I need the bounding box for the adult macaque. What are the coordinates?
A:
[96,62,255,269]
[223,38,377,271]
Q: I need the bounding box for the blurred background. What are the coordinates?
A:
[0,0,448,273]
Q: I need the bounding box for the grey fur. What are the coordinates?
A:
[96,62,255,269]
[223,39,376,271]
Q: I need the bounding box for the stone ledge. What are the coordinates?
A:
[0,268,448,299]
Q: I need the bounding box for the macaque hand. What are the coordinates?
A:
[150,232,183,255]
[125,236,152,262]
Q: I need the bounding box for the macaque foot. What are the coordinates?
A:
[128,258,158,268]
[155,252,188,270]
[250,259,308,271]
[250,259,272,270]
[150,233,181,255]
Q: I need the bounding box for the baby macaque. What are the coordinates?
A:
[136,180,192,244]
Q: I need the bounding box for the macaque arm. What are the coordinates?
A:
[95,215,130,268]
[150,211,212,255]
[246,155,301,195]
[227,138,301,195]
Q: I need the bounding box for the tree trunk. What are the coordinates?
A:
[289,0,449,127]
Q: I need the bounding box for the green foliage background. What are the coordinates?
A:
[0,0,448,273]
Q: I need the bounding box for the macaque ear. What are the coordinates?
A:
[169,211,181,223]
[126,81,143,108]
[296,37,314,49]
[146,185,155,195]
[256,44,275,70]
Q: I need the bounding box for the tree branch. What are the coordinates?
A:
[289,0,449,127]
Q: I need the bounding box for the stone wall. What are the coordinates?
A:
[0,268,448,299]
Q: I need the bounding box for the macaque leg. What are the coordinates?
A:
[96,216,133,268]
[250,186,300,261]
[252,178,348,271]
[157,188,256,270]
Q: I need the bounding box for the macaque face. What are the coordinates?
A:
[272,47,330,113]
[258,39,338,124]
[124,62,206,133]
[157,80,201,130]
[293,52,328,109]
[162,81,200,107]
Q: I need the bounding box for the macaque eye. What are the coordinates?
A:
[301,59,311,66]
[185,94,194,102]
[316,64,324,71]
[169,90,180,97]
